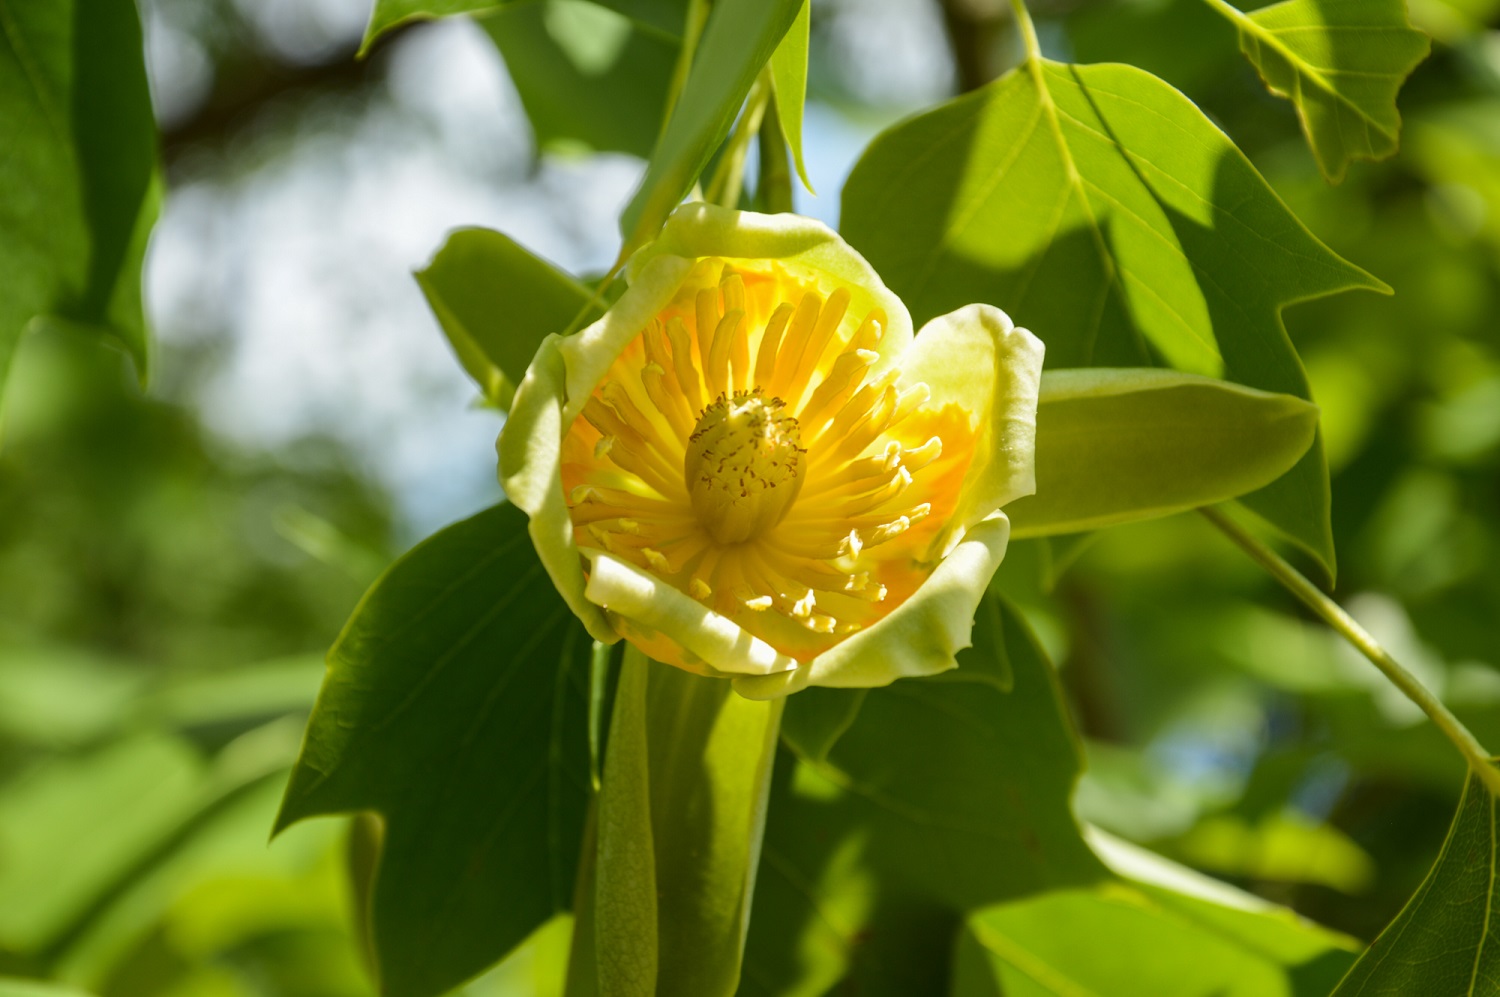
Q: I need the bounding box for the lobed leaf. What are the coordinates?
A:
[416,228,599,410]
[275,503,592,997]
[0,0,157,401]
[1330,764,1500,996]
[841,59,1389,580]
[1208,0,1431,183]
[1006,369,1321,539]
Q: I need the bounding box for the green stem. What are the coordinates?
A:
[757,92,794,213]
[1202,505,1500,795]
[704,73,771,210]
[1008,0,1043,62]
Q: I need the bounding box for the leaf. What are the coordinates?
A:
[618,0,802,257]
[275,503,593,997]
[739,597,1106,995]
[768,0,813,192]
[0,981,95,997]
[954,881,1356,996]
[362,0,503,53]
[0,737,203,952]
[0,0,157,399]
[840,59,1389,580]
[1330,765,1500,996]
[362,0,687,54]
[482,1,679,159]
[1208,0,1431,183]
[581,650,781,997]
[1006,369,1320,539]
[416,228,599,409]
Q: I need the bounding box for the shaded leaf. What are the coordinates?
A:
[0,0,157,398]
[618,0,802,256]
[740,597,1105,995]
[362,0,686,53]
[841,59,1389,579]
[1006,369,1320,539]
[482,1,679,159]
[1331,764,1500,996]
[275,503,592,997]
[416,228,599,409]
[1210,0,1431,183]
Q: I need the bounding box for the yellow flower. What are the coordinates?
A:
[500,204,1042,698]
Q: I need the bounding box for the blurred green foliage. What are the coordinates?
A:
[5,0,1500,993]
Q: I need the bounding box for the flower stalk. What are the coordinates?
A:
[1201,505,1500,796]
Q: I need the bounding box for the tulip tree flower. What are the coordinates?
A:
[500,203,1042,698]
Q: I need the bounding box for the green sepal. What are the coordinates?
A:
[1006,369,1320,539]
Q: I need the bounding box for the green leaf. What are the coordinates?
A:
[482,1,679,159]
[362,0,504,54]
[0,0,157,399]
[1208,0,1431,183]
[841,59,1389,580]
[768,0,813,192]
[275,503,593,997]
[1330,765,1500,996]
[362,0,686,55]
[740,597,1106,994]
[1006,369,1320,539]
[579,649,782,997]
[0,737,203,953]
[618,0,802,257]
[416,228,599,410]
[954,878,1356,996]
[0,981,95,997]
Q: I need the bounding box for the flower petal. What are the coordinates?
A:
[583,551,800,677]
[497,334,616,642]
[732,513,1012,699]
[635,202,915,370]
[896,304,1044,555]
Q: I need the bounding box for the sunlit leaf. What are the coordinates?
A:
[0,0,157,400]
[0,737,202,953]
[483,1,679,159]
[618,0,802,257]
[769,0,813,192]
[0,981,95,997]
[1331,764,1500,995]
[1006,369,1320,539]
[954,878,1355,996]
[416,228,599,410]
[841,59,1390,580]
[1209,0,1431,183]
[275,503,592,997]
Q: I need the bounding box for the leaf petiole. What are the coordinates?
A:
[1201,504,1500,797]
[1008,0,1043,63]
[704,71,771,209]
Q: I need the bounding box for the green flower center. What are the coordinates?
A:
[684,390,807,545]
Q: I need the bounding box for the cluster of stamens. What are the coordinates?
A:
[565,262,951,652]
